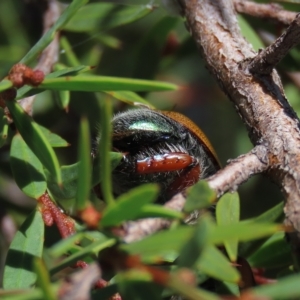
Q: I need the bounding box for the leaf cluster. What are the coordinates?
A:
[1,0,300,299]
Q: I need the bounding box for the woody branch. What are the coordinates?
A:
[174,0,300,249]
[121,0,300,245]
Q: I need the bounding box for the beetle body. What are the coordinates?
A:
[107,108,220,203]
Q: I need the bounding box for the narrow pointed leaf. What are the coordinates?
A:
[47,152,122,201]
[169,274,221,300]
[121,226,194,261]
[60,36,80,67]
[136,204,183,219]
[99,98,114,205]
[46,163,78,200]
[239,202,284,257]
[3,209,44,288]
[56,90,70,110]
[38,125,69,147]
[76,117,91,211]
[0,107,8,147]
[33,258,56,300]
[50,238,116,275]
[197,245,240,283]
[184,180,217,212]
[216,192,240,262]
[100,184,160,227]
[105,91,154,108]
[92,151,122,186]
[209,222,282,245]
[63,3,152,32]
[6,101,61,184]
[0,79,13,92]
[250,273,300,299]
[17,65,91,99]
[177,216,211,268]
[10,134,46,198]
[248,232,292,269]
[38,75,178,92]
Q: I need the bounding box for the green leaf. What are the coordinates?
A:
[177,215,212,268]
[63,3,152,32]
[33,258,56,300]
[0,79,13,92]
[121,226,194,262]
[136,204,183,219]
[105,91,154,108]
[55,90,70,111]
[38,75,178,92]
[216,192,240,262]
[209,222,282,245]
[6,101,61,184]
[197,245,240,283]
[248,232,292,269]
[60,36,80,67]
[250,273,300,299]
[132,16,179,79]
[46,163,78,200]
[117,270,160,300]
[239,202,284,257]
[96,34,121,49]
[168,274,221,300]
[49,232,84,258]
[0,107,9,147]
[38,124,69,147]
[50,238,116,276]
[3,209,44,288]
[10,134,46,198]
[47,152,122,201]
[253,201,284,223]
[92,152,122,186]
[76,117,91,211]
[99,97,114,206]
[16,65,91,100]
[184,180,217,212]
[20,0,89,65]
[100,184,160,227]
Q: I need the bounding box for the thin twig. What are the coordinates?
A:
[248,13,300,75]
[176,0,300,247]
[122,146,268,243]
[207,146,269,196]
[234,0,297,25]
[58,263,101,300]
[19,0,60,115]
[122,193,186,243]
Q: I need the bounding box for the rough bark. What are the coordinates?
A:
[176,0,300,248]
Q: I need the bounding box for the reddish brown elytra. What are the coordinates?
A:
[96,108,220,202]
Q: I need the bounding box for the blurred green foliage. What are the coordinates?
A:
[1,0,300,299]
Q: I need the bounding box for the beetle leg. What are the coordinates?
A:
[167,163,200,197]
[136,152,195,174]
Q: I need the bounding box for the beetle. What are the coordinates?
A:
[97,108,220,203]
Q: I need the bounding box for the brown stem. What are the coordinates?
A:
[122,193,186,243]
[175,0,300,247]
[248,13,300,75]
[234,0,297,25]
[207,146,269,197]
[58,263,102,300]
[121,146,268,243]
